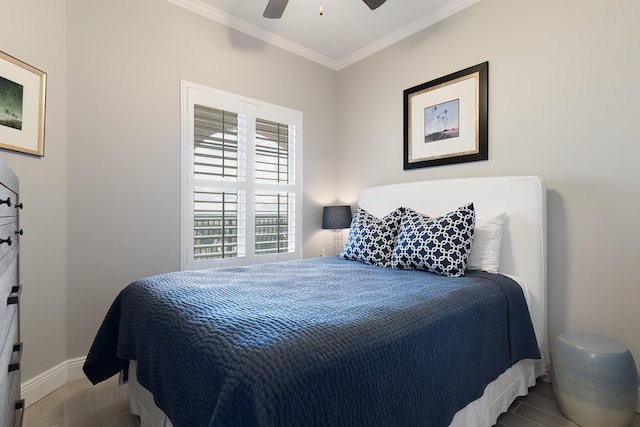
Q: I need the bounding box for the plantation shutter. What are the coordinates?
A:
[182,82,302,270]
[254,119,296,255]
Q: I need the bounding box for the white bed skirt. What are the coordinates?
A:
[127,358,542,427]
[449,358,541,426]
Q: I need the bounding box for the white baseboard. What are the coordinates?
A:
[21,356,87,407]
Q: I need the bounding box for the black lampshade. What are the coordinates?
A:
[322,205,352,230]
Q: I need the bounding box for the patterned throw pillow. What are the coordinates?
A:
[340,207,405,267]
[391,204,475,277]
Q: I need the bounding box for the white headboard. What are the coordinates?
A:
[358,176,547,354]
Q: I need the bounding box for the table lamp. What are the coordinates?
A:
[322,205,352,255]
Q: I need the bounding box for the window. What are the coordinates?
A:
[181,82,302,270]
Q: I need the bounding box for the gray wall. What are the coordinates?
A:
[2,0,639,382]
[4,0,339,379]
[0,0,69,382]
[337,0,640,362]
[65,0,340,361]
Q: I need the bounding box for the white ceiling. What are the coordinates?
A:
[167,0,480,70]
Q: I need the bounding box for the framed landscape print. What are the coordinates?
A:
[0,51,46,157]
[404,62,488,169]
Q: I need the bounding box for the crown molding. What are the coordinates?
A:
[167,0,480,71]
[336,0,481,69]
[166,0,340,69]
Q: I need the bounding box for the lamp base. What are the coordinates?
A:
[333,230,343,256]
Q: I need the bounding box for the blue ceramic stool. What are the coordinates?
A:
[552,332,638,427]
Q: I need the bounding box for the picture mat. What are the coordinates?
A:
[409,73,478,162]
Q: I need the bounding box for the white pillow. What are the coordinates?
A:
[466,212,506,274]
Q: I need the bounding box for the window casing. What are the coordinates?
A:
[181,81,303,270]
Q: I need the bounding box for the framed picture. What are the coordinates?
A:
[0,51,46,157]
[404,62,488,169]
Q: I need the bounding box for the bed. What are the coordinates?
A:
[83,176,547,427]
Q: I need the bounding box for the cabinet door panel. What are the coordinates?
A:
[0,311,19,427]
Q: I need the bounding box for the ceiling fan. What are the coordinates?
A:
[263,0,387,19]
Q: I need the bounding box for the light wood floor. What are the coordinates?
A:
[23,376,640,427]
[24,376,138,427]
[497,380,640,427]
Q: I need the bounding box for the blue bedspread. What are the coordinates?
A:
[83,256,540,427]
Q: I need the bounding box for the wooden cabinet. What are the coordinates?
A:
[0,157,22,427]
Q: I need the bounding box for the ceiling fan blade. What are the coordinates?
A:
[263,0,289,19]
[362,0,386,10]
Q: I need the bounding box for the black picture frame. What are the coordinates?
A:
[403,62,488,170]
